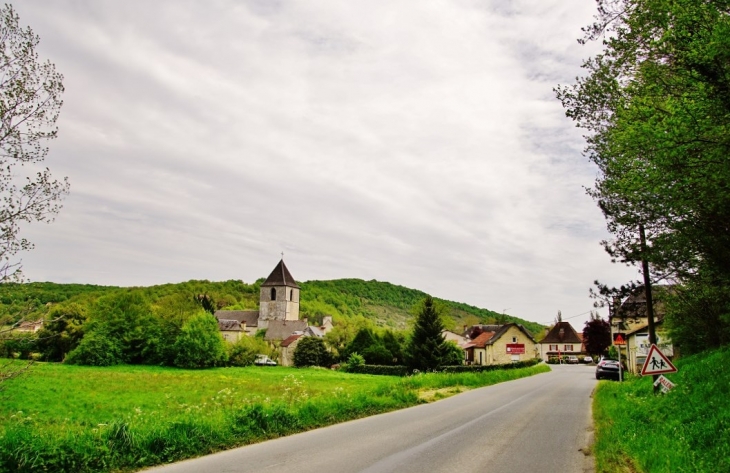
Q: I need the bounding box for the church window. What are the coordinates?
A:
[290,289,293,301]
[271,288,276,300]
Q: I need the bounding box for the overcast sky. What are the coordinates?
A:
[14,0,638,327]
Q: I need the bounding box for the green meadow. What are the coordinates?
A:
[593,347,730,472]
[0,361,550,473]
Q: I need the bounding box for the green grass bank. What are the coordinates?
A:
[0,361,550,473]
[593,347,730,472]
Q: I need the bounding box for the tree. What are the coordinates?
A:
[0,4,69,281]
[293,336,331,368]
[405,296,450,371]
[35,302,87,361]
[556,0,730,352]
[582,315,611,358]
[80,291,162,364]
[173,312,228,369]
[228,335,272,367]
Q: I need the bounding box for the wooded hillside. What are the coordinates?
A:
[0,278,544,336]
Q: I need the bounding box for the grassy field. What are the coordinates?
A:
[0,361,550,473]
[593,347,730,472]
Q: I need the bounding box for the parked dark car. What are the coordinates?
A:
[595,359,624,380]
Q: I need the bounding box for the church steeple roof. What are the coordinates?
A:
[261,259,299,288]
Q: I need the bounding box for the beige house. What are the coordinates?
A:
[279,334,303,367]
[463,323,537,365]
[441,330,468,345]
[218,319,243,343]
[625,320,674,374]
[13,319,44,333]
[610,286,672,363]
[538,321,583,361]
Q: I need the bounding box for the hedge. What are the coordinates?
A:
[345,358,542,376]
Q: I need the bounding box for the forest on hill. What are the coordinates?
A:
[0,278,544,336]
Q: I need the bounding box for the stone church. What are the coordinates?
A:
[215,259,323,344]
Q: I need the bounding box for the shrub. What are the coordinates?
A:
[361,344,393,365]
[173,312,228,369]
[344,352,365,371]
[65,332,123,366]
[227,336,271,367]
[293,337,331,367]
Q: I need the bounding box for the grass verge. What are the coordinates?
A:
[0,362,549,472]
[593,347,730,472]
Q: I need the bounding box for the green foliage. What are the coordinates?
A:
[0,331,35,359]
[173,312,228,369]
[83,291,162,365]
[441,341,465,366]
[65,332,123,366]
[34,303,87,361]
[405,296,450,371]
[556,0,730,351]
[593,347,730,472]
[293,337,331,368]
[227,336,272,367]
[666,274,730,355]
[345,364,410,376]
[344,352,365,371]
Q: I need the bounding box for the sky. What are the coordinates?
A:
[13,0,639,328]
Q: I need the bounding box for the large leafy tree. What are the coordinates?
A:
[405,296,451,371]
[556,0,730,352]
[0,4,69,282]
[582,315,611,358]
[72,291,163,365]
[293,336,332,368]
[173,312,228,369]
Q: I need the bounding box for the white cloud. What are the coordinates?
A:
[14,0,636,328]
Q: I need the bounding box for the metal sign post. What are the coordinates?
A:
[613,332,626,382]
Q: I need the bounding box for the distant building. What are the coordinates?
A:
[538,321,583,361]
[214,259,333,366]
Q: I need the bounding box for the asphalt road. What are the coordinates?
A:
[144,364,597,473]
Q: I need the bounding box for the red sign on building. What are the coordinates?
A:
[506,344,525,354]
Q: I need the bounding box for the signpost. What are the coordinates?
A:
[613,333,626,382]
[653,375,676,393]
[641,344,677,376]
[506,344,525,354]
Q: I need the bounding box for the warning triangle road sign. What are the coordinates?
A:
[613,333,626,345]
[641,344,678,376]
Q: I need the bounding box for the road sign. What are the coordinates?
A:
[506,344,525,354]
[613,333,627,345]
[641,344,677,376]
[653,375,676,393]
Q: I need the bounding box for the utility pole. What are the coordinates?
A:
[639,223,659,392]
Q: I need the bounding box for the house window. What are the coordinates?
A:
[271,288,276,300]
[549,344,558,351]
[564,344,573,351]
[512,336,517,343]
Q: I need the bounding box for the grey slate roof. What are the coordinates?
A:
[214,310,259,327]
[218,319,242,331]
[261,259,300,288]
[265,319,308,341]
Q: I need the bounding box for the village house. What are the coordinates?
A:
[462,323,537,365]
[538,321,583,362]
[610,286,674,369]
